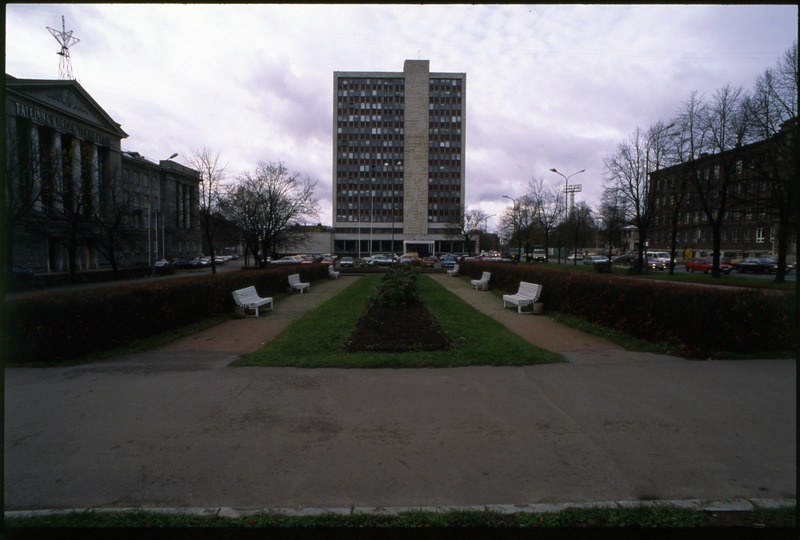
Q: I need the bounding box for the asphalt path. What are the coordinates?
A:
[3,273,796,512]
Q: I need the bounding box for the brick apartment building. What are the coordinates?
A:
[648,120,796,262]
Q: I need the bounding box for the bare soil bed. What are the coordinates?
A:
[342,301,452,352]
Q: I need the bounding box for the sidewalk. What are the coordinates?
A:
[159,271,622,357]
[4,270,795,514]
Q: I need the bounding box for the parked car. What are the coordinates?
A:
[367,254,393,266]
[172,258,195,269]
[646,251,673,270]
[300,256,315,264]
[684,258,732,274]
[153,259,170,267]
[582,255,609,265]
[613,253,635,265]
[632,256,667,270]
[12,265,34,275]
[339,256,354,267]
[272,256,302,265]
[440,256,457,269]
[421,256,437,268]
[731,257,780,274]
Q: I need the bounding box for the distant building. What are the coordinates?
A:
[648,120,796,261]
[332,60,467,256]
[5,74,201,272]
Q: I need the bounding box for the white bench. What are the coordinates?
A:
[232,286,273,317]
[328,265,340,279]
[502,281,542,314]
[288,273,310,293]
[447,264,459,277]
[471,271,491,290]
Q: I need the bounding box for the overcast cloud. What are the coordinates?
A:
[6,3,797,230]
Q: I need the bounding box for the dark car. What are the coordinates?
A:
[731,257,780,274]
[684,258,732,274]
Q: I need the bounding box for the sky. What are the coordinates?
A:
[6,3,798,231]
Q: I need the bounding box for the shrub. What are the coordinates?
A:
[4,264,329,364]
[461,260,796,357]
[371,264,419,307]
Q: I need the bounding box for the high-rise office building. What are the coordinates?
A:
[332,60,466,257]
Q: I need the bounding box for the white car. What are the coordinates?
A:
[272,256,302,265]
[339,256,355,267]
[583,255,609,265]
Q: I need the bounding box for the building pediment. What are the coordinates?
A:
[6,75,128,139]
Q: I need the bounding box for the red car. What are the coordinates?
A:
[684,258,732,274]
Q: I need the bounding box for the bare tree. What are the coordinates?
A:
[447,207,490,255]
[3,121,45,278]
[224,161,319,264]
[188,146,227,274]
[603,122,673,272]
[88,164,136,275]
[744,42,798,282]
[498,194,535,260]
[527,177,560,260]
[597,186,628,262]
[689,85,753,277]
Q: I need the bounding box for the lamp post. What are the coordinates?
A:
[549,168,585,264]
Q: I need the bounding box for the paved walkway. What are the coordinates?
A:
[4,272,796,515]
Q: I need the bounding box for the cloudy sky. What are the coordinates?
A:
[6,3,797,230]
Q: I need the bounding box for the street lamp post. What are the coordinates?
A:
[549,168,585,264]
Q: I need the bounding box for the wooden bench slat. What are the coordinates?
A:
[502,281,542,313]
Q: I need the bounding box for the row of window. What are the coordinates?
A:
[337,127,405,137]
[651,226,774,245]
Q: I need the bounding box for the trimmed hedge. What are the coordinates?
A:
[460,261,797,358]
[5,264,329,364]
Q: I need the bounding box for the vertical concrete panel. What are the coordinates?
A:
[403,60,430,236]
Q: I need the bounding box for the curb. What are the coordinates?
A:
[5,498,795,519]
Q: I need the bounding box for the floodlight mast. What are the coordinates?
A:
[47,15,80,79]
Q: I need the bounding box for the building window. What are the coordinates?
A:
[755,228,765,243]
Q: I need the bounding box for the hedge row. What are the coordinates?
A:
[460,261,797,358]
[5,264,329,364]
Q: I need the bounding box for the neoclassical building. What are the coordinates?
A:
[5,74,201,272]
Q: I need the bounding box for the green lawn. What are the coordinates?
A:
[234,274,563,368]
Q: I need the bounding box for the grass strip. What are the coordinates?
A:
[5,505,795,528]
[234,274,563,368]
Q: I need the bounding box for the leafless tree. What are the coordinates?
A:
[3,121,45,278]
[527,177,561,261]
[597,186,628,262]
[87,164,136,275]
[188,146,227,274]
[447,207,490,255]
[223,161,319,265]
[603,122,673,272]
[743,42,798,281]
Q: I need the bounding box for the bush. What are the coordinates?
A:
[4,265,329,364]
[371,264,419,307]
[461,261,797,358]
